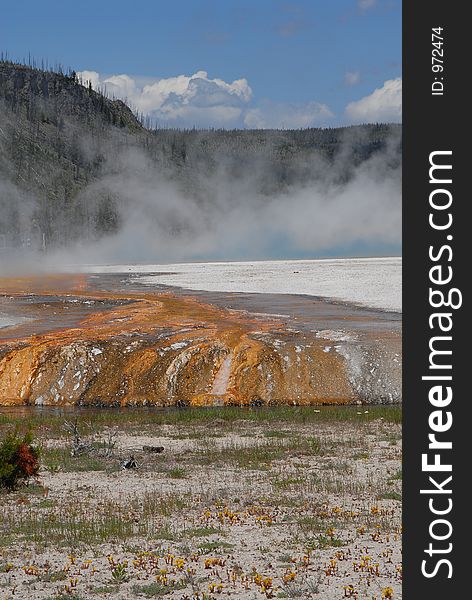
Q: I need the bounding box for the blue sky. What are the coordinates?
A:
[1,0,401,128]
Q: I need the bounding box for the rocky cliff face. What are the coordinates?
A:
[0,274,400,406]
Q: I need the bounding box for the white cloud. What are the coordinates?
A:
[345,78,402,123]
[344,70,360,86]
[78,70,252,128]
[244,101,333,129]
[78,69,334,129]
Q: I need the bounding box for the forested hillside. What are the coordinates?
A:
[0,60,401,257]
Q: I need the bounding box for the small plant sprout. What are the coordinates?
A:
[108,558,129,583]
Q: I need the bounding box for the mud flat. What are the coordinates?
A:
[0,272,401,407]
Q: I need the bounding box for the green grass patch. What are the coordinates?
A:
[378,490,402,501]
[39,569,68,582]
[272,476,305,490]
[352,452,369,460]
[0,405,402,437]
[132,581,186,597]
[91,586,116,594]
[264,430,290,438]
[197,540,235,554]
[185,526,222,538]
[42,447,108,473]
[141,491,189,517]
[316,534,344,549]
[44,592,86,600]
[388,469,402,481]
[167,467,187,479]
[191,436,324,469]
[297,516,327,534]
[0,501,145,546]
[37,499,56,509]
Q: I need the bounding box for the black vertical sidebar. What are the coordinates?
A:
[403,2,467,598]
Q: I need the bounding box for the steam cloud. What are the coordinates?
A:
[47,131,401,267]
[0,108,401,274]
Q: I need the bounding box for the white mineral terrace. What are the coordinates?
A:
[84,257,402,313]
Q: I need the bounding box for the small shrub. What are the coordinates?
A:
[0,429,40,490]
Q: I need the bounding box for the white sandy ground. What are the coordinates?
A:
[83,257,402,313]
[0,420,402,599]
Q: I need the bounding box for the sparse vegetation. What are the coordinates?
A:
[0,404,402,434]
[0,406,402,598]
